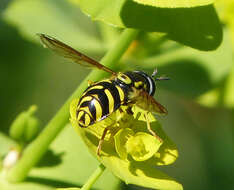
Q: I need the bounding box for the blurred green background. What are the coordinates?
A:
[0,0,234,190]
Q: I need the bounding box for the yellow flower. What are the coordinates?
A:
[70,99,182,190]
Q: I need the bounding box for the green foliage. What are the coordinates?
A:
[78,0,221,50]
[216,0,234,47]
[4,0,222,51]
[70,99,181,190]
[0,158,2,171]
[56,188,80,190]
[128,30,233,98]
[133,0,214,8]
[197,65,234,108]
[3,0,104,54]
[1,0,233,190]
[0,126,120,190]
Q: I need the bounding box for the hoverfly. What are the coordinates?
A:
[38,34,169,156]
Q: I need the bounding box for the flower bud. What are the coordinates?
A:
[9,105,40,143]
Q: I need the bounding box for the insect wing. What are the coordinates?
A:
[129,89,168,115]
[38,34,116,75]
[148,95,168,115]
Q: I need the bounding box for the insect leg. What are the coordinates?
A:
[144,113,163,143]
[118,107,124,113]
[97,127,109,156]
[126,106,133,115]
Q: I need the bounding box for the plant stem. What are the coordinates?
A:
[81,164,106,190]
[7,28,139,183]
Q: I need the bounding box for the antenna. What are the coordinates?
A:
[151,68,170,81]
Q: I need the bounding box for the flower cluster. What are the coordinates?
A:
[70,98,182,190]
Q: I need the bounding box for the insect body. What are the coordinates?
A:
[77,71,159,128]
[38,34,169,155]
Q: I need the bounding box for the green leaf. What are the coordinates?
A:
[216,0,234,47]
[3,0,104,54]
[133,0,214,8]
[223,68,234,107]
[0,158,2,171]
[128,30,233,98]
[79,0,221,50]
[197,65,234,108]
[56,188,80,190]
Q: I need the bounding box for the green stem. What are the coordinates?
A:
[81,164,105,190]
[98,22,119,48]
[7,28,139,183]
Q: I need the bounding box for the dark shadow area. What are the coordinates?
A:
[121,2,222,50]
[0,19,48,134]
[154,60,213,98]
[0,0,12,12]
[128,158,175,180]
[35,149,65,168]
[84,128,118,157]
[184,103,234,190]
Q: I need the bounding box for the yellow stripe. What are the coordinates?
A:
[78,96,92,108]
[92,94,99,100]
[77,111,84,123]
[100,79,112,83]
[105,89,114,113]
[85,114,91,126]
[116,86,125,102]
[117,73,132,84]
[93,99,102,120]
[79,106,93,118]
[87,85,104,91]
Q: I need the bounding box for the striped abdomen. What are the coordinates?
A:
[76,80,127,127]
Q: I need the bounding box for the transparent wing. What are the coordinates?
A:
[38,33,116,75]
[129,89,168,115]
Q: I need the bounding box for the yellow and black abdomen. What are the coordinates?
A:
[76,80,127,128]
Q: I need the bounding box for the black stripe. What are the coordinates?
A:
[76,109,95,127]
[79,113,85,125]
[85,88,109,117]
[79,97,96,121]
[88,98,96,121]
[113,80,130,103]
[84,81,122,118]
[98,81,121,111]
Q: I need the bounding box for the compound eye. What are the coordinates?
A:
[117,73,132,84]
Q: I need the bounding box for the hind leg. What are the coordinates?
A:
[144,113,163,143]
[96,127,109,156]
